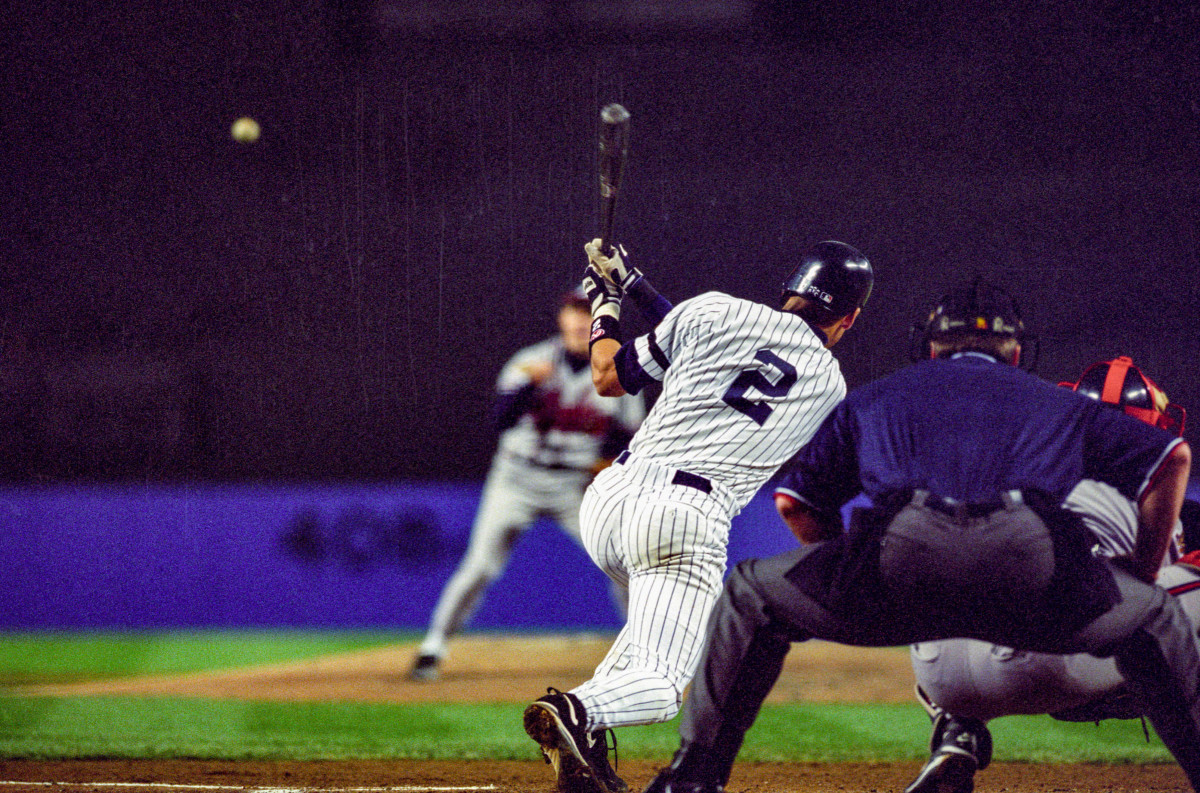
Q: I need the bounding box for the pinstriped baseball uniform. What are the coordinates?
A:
[417,334,645,663]
[910,479,1190,721]
[571,291,847,730]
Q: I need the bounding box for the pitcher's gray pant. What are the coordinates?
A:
[674,543,1200,790]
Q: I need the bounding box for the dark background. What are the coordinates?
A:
[3,1,1198,483]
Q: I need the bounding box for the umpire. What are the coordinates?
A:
[645,279,1200,793]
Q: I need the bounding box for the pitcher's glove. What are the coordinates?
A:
[585,238,644,291]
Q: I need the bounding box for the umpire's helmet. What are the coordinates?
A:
[922,277,1025,340]
[1061,356,1186,436]
[909,277,1039,368]
[780,241,873,317]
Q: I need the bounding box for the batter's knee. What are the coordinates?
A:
[638,675,687,724]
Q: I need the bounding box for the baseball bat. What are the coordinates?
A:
[598,103,631,256]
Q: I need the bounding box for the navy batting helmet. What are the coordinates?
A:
[1060,356,1186,436]
[780,241,873,317]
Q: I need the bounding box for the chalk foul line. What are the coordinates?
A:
[0,783,496,792]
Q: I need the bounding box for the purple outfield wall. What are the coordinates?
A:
[7,481,1194,630]
[0,482,801,630]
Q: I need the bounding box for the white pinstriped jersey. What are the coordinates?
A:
[618,292,846,510]
[572,292,848,731]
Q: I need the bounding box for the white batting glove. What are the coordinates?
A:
[582,264,622,322]
[585,238,643,290]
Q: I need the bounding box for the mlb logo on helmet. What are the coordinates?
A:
[805,285,833,305]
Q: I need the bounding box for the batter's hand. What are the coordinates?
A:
[582,264,622,321]
[585,238,643,290]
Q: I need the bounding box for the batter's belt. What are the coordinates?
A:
[613,450,738,515]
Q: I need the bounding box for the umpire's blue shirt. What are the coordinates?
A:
[776,352,1183,515]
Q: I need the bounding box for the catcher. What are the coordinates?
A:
[905,355,1200,793]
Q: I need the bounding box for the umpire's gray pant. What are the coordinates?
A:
[675,542,1200,790]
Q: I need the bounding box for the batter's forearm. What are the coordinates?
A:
[625,274,673,324]
[591,337,626,396]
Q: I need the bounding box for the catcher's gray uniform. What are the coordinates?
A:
[571,291,846,730]
[415,334,644,665]
[911,479,1193,721]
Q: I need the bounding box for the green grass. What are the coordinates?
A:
[0,697,1172,763]
[0,631,1175,764]
[0,631,411,685]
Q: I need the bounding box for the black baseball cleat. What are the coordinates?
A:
[903,713,992,793]
[641,769,722,793]
[591,725,629,793]
[523,688,627,793]
[408,654,440,682]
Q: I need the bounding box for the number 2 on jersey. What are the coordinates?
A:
[721,349,798,425]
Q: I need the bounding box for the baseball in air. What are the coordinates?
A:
[230,116,261,144]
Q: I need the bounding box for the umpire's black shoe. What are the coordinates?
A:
[903,714,992,793]
[641,769,722,793]
[523,688,626,793]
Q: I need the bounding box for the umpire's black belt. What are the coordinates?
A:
[615,450,712,494]
[915,489,1024,520]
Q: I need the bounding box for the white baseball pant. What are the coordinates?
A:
[572,452,736,730]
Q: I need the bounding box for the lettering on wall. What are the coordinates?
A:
[280,505,445,571]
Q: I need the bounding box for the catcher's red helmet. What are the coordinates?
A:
[1060,356,1186,436]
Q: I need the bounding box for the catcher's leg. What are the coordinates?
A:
[1078,565,1200,790]
[902,708,992,793]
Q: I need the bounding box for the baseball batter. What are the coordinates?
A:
[520,238,874,793]
[904,357,1199,793]
[409,291,644,682]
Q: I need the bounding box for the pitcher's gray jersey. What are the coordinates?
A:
[496,336,645,475]
[618,291,846,510]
